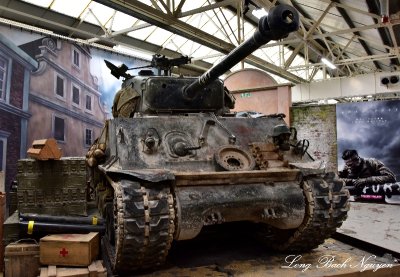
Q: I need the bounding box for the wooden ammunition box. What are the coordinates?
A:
[3,211,20,250]
[27,138,62,160]
[40,232,99,267]
[4,242,40,277]
[17,157,87,216]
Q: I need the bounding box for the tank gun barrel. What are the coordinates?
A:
[182,4,299,99]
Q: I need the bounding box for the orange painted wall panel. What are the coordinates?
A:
[224,69,292,124]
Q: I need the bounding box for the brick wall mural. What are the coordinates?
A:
[290,105,338,173]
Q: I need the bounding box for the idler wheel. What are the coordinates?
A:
[214,145,255,171]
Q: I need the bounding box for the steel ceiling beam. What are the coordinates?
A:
[282,1,336,57]
[265,20,400,48]
[255,0,329,73]
[288,53,398,69]
[332,0,381,70]
[87,22,152,43]
[318,0,381,20]
[178,0,239,17]
[284,2,334,69]
[93,0,306,83]
[2,0,397,83]
[365,0,400,66]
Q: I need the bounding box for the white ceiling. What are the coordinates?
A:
[0,0,399,84]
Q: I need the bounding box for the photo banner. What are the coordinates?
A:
[336,100,400,179]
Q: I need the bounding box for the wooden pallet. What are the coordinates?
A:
[39,260,106,277]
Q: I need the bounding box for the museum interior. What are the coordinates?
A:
[0,0,399,276]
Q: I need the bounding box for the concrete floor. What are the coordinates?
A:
[6,202,400,276]
[135,240,399,277]
[131,221,400,277]
[337,202,400,253]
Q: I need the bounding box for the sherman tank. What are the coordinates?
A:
[87,4,349,274]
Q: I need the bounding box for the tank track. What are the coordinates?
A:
[259,172,349,251]
[104,179,175,274]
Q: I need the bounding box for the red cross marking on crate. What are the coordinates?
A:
[60,248,69,257]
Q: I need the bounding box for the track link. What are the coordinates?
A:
[106,179,175,274]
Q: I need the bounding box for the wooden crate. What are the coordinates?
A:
[17,158,87,216]
[39,260,106,277]
[4,242,40,277]
[40,233,99,267]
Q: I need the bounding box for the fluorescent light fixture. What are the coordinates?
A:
[252,8,268,19]
[321,57,336,69]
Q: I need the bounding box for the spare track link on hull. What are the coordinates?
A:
[107,179,175,274]
[260,172,349,251]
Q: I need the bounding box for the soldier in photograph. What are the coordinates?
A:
[339,149,396,188]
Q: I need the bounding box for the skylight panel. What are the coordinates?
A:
[162,40,179,52]
[146,28,175,45]
[180,0,208,13]
[50,0,91,18]
[21,0,53,8]
[200,20,219,36]
[253,47,280,65]
[107,11,139,32]
[128,26,157,41]
[191,48,218,59]
[168,35,189,48]
[268,53,281,65]
[178,40,203,56]
[227,14,239,29]
[187,13,209,29]
[219,6,235,20]
[138,0,152,6]
[242,22,256,39]
[83,2,116,26]
[291,55,307,69]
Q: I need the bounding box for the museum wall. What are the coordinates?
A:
[224,68,292,124]
[292,71,400,102]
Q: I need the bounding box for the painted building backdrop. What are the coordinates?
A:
[0,25,149,199]
[0,32,37,194]
[336,100,400,180]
